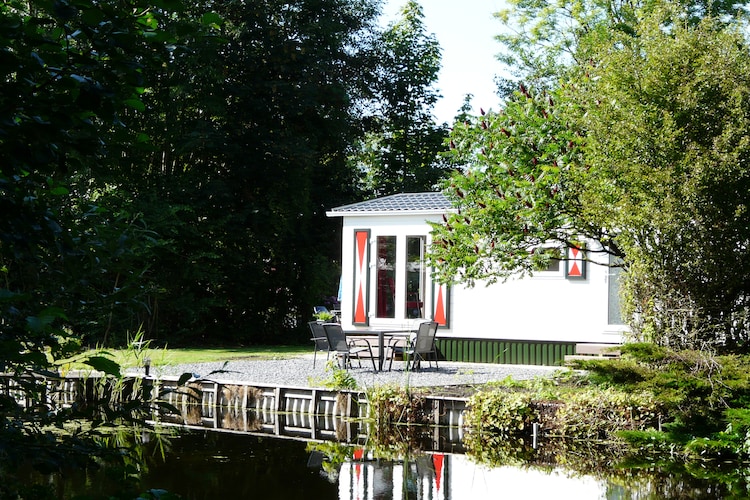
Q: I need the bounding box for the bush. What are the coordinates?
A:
[551,389,662,440]
[367,386,429,426]
[463,347,750,464]
[464,391,535,438]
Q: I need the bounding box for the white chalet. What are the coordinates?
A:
[327,192,625,365]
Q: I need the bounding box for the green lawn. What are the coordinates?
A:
[98,345,310,369]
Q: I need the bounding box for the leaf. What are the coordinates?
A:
[0,289,26,303]
[124,98,145,112]
[201,12,223,28]
[154,400,181,415]
[84,355,121,377]
[177,372,193,386]
[31,51,45,67]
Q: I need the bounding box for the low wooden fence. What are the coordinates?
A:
[0,372,469,452]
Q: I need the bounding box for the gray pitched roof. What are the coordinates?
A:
[327,192,451,216]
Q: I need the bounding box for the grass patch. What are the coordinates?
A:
[86,345,310,369]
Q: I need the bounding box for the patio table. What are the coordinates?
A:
[345,329,414,371]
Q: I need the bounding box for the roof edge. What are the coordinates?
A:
[326,208,451,218]
[327,192,452,217]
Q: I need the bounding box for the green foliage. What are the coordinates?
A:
[1,0,389,485]
[0,0,180,484]
[571,357,651,387]
[465,380,661,446]
[0,0,449,350]
[494,0,748,84]
[582,348,750,433]
[462,347,750,463]
[573,10,750,350]
[0,0,175,350]
[306,441,353,482]
[354,0,451,197]
[684,435,748,462]
[110,346,309,369]
[115,0,386,345]
[434,0,750,350]
[617,429,676,455]
[367,385,430,426]
[465,391,535,438]
[704,408,750,460]
[309,361,358,390]
[552,389,661,440]
[561,347,750,463]
[1,0,388,350]
[618,343,670,363]
[365,385,435,458]
[314,311,336,322]
[430,83,594,286]
[463,433,535,467]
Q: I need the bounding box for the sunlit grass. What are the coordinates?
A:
[91,345,310,369]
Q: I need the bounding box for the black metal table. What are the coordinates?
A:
[345,329,413,371]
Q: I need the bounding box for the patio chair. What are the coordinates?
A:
[308,321,331,369]
[388,321,439,371]
[322,323,377,370]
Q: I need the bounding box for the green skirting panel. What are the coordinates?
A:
[435,338,576,366]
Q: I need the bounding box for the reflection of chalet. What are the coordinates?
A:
[327,192,625,366]
[338,452,614,500]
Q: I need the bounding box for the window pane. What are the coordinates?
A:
[544,258,561,272]
[376,236,396,318]
[608,255,624,325]
[405,236,426,319]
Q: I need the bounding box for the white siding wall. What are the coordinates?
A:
[335,213,625,344]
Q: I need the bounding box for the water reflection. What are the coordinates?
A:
[17,425,748,499]
[335,452,607,500]
[137,431,742,500]
[12,377,750,498]
[312,444,745,500]
[142,383,748,499]
[152,382,467,454]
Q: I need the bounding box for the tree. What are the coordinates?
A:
[354,0,451,196]
[0,0,179,356]
[570,10,750,349]
[431,3,750,351]
[108,0,384,344]
[493,0,748,85]
[0,0,182,486]
[430,86,595,286]
[2,0,388,349]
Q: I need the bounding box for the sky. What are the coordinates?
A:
[380,0,509,124]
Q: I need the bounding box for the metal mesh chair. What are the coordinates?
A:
[322,323,376,370]
[308,321,330,368]
[389,321,439,371]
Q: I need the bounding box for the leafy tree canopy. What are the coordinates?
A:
[432,1,750,350]
[355,0,451,196]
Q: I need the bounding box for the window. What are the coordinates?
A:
[535,247,563,274]
[542,257,561,272]
[376,236,396,318]
[405,236,426,319]
[373,235,428,320]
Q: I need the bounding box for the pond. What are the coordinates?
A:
[10,375,750,499]
[33,428,749,499]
